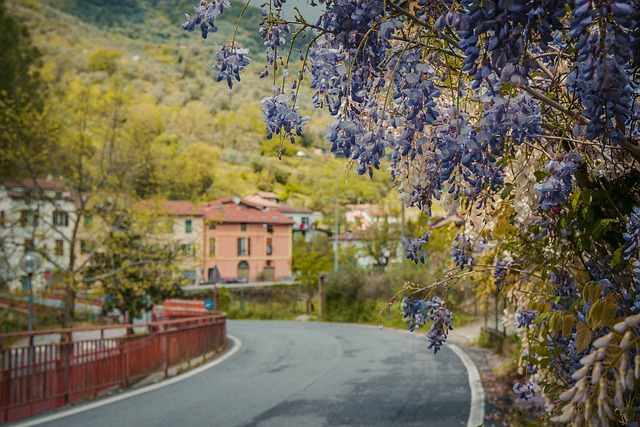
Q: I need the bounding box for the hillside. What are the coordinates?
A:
[3,0,396,218]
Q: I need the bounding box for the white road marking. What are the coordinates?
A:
[447,343,485,427]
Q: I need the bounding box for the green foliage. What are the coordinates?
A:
[0,0,43,105]
[323,266,396,323]
[84,212,185,321]
[87,48,122,75]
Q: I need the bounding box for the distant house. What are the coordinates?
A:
[243,193,323,237]
[344,203,399,231]
[0,179,75,290]
[202,197,294,282]
[154,200,205,284]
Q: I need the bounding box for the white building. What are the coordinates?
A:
[0,179,76,291]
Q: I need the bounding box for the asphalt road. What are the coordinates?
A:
[18,321,475,427]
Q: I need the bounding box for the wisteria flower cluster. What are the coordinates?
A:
[212,45,251,89]
[452,232,475,269]
[259,22,290,67]
[260,90,309,144]
[512,379,537,401]
[515,308,538,329]
[623,206,640,260]
[181,0,231,38]
[533,153,582,212]
[493,258,509,291]
[403,231,430,264]
[401,296,453,353]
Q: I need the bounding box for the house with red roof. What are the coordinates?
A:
[202,197,294,282]
[0,179,77,290]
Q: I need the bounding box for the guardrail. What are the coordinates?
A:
[0,314,227,424]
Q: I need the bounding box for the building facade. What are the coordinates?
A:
[0,179,76,291]
[203,198,293,282]
[155,200,205,284]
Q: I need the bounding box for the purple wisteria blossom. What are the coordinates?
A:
[513,379,536,401]
[623,206,640,260]
[401,296,454,353]
[403,231,430,264]
[516,308,538,328]
[494,258,509,291]
[181,0,231,38]
[452,233,475,269]
[533,153,582,211]
[260,90,309,144]
[212,45,251,89]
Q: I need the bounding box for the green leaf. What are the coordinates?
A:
[571,191,581,210]
[501,183,513,199]
[581,205,595,224]
[611,248,624,268]
[580,189,592,204]
[534,170,548,182]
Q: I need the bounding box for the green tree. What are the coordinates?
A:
[84,210,185,327]
[292,234,333,314]
[87,48,123,75]
[0,0,54,179]
[0,0,43,106]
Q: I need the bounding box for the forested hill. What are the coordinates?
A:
[3,0,395,214]
[41,0,266,48]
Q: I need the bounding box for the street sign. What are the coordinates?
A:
[204,299,214,311]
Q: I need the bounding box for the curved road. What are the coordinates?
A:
[19,321,478,427]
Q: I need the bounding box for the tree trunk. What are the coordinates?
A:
[62,285,76,328]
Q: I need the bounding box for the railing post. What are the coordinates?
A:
[162,324,168,378]
[1,349,9,423]
[121,335,129,388]
[60,334,72,405]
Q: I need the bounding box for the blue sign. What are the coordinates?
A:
[204,299,214,311]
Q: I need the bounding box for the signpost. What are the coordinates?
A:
[204,299,214,311]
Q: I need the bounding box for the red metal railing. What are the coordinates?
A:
[0,314,227,424]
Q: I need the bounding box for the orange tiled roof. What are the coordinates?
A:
[2,179,66,191]
[205,204,293,225]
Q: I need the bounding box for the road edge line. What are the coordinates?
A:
[12,335,243,427]
[446,343,485,427]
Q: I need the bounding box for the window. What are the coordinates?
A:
[266,238,273,256]
[301,217,310,230]
[185,219,193,233]
[83,213,93,227]
[53,210,69,226]
[240,223,247,232]
[80,240,95,254]
[20,210,38,227]
[238,238,250,256]
[209,238,216,256]
[55,240,64,256]
[266,224,274,233]
[180,244,194,256]
[0,210,4,227]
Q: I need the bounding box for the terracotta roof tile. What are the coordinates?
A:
[205,204,293,225]
[2,179,66,191]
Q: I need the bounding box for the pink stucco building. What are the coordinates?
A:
[202,197,294,282]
